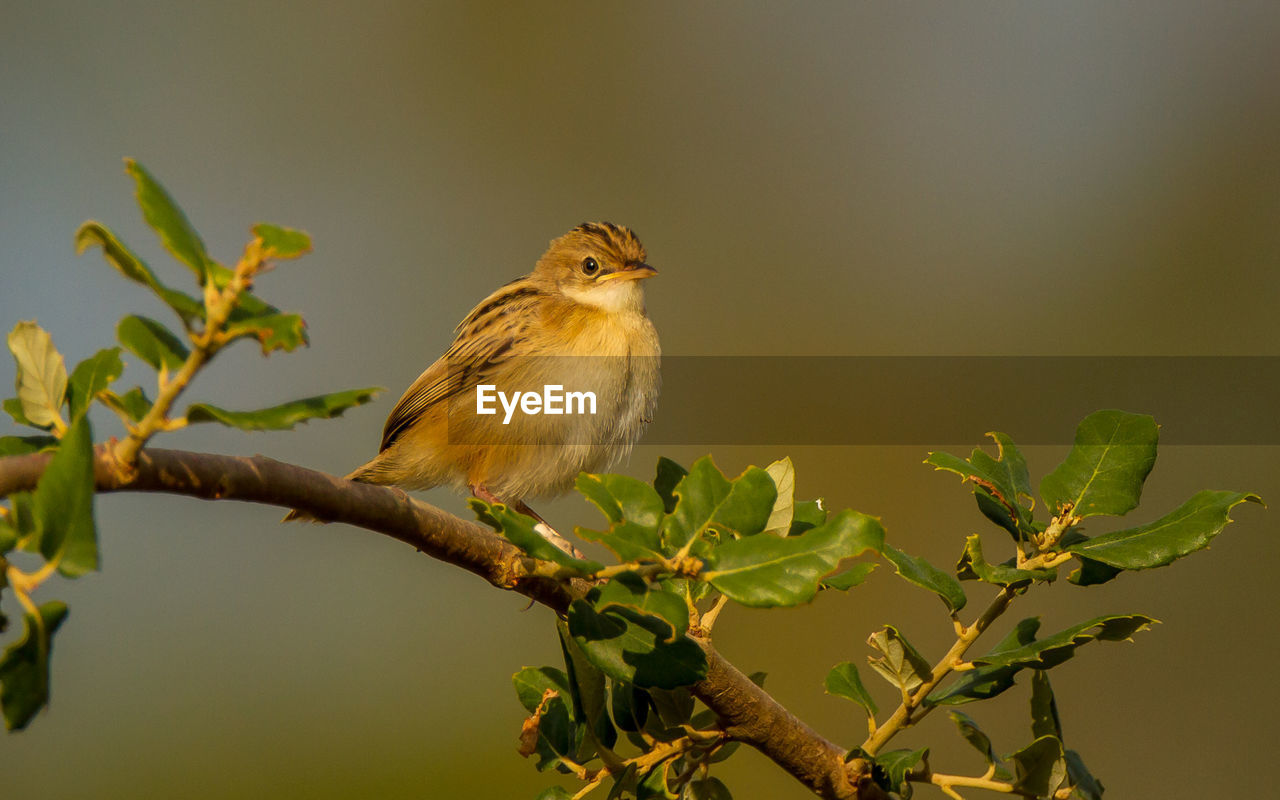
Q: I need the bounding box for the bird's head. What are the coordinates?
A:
[534,222,656,312]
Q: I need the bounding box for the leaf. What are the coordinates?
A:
[1006,735,1067,797]
[67,347,124,420]
[558,622,616,754]
[117,315,190,371]
[1065,750,1105,800]
[100,387,152,423]
[956,534,1056,586]
[662,457,777,552]
[974,614,1156,670]
[512,666,580,773]
[821,561,877,591]
[30,415,99,577]
[185,387,381,431]
[927,431,1035,537]
[1039,410,1158,518]
[125,159,212,284]
[638,761,678,800]
[74,221,203,322]
[762,457,795,535]
[702,509,884,607]
[0,601,69,730]
[575,474,667,562]
[3,398,38,429]
[471,500,603,575]
[872,747,927,798]
[593,573,689,641]
[0,513,16,554]
[1030,671,1062,740]
[7,321,67,430]
[1065,490,1262,574]
[535,788,573,800]
[567,592,707,689]
[788,498,827,536]
[949,711,1000,767]
[684,777,733,800]
[610,680,649,733]
[0,436,58,456]
[825,662,878,717]
[883,544,967,612]
[223,312,309,355]
[867,626,932,695]
[653,457,688,514]
[252,223,312,259]
[925,618,1040,707]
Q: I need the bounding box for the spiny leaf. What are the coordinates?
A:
[1065,490,1262,574]
[788,498,827,536]
[956,534,1056,586]
[974,614,1156,670]
[867,625,932,695]
[566,596,707,689]
[821,561,877,591]
[117,315,189,371]
[184,387,381,431]
[575,474,666,562]
[7,321,67,430]
[883,544,967,612]
[593,572,688,641]
[662,457,777,552]
[1065,750,1105,800]
[872,748,928,797]
[1030,670,1062,740]
[927,431,1035,537]
[252,223,312,259]
[67,347,123,420]
[557,622,616,754]
[702,510,884,607]
[74,221,203,322]
[926,618,1040,707]
[471,500,603,575]
[125,159,212,284]
[653,457,688,514]
[1040,410,1158,518]
[31,415,98,577]
[1,601,69,730]
[223,312,308,355]
[825,661,878,717]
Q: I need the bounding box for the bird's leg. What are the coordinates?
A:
[470,485,584,559]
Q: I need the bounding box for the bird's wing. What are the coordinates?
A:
[379,283,541,451]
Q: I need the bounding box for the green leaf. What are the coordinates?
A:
[872,747,927,798]
[663,458,777,552]
[31,415,99,577]
[67,347,124,420]
[638,761,678,800]
[949,711,1000,767]
[471,500,603,574]
[956,534,1056,586]
[974,614,1156,670]
[185,387,381,431]
[575,474,667,562]
[3,398,38,429]
[867,625,932,695]
[1030,671,1062,740]
[74,221,203,322]
[684,777,733,800]
[825,661,878,717]
[702,509,884,607]
[0,436,58,456]
[223,312,309,355]
[558,622,616,754]
[117,315,190,371]
[512,666,580,773]
[252,223,312,259]
[566,594,707,690]
[1040,410,1158,518]
[610,680,649,733]
[1065,750,1105,800]
[0,513,16,554]
[927,432,1035,537]
[1007,735,1067,797]
[788,498,827,536]
[125,159,212,284]
[100,387,152,423]
[820,561,877,591]
[535,787,573,800]
[0,600,69,730]
[883,544,966,612]
[653,457,688,514]
[7,321,67,430]
[593,573,689,640]
[926,618,1040,707]
[762,457,795,535]
[1065,490,1262,574]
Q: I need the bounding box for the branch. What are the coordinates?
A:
[0,446,882,799]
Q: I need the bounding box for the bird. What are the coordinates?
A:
[285,222,660,539]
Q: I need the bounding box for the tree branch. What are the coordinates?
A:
[0,446,881,799]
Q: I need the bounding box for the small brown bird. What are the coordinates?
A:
[286,222,659,530]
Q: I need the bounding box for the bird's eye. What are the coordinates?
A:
[581,257,599,275]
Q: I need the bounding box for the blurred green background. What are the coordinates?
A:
[3,1,1278,797]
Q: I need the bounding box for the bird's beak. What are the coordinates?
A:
[598,263,658,282]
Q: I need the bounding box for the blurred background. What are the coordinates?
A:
[2,1,1278,797]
